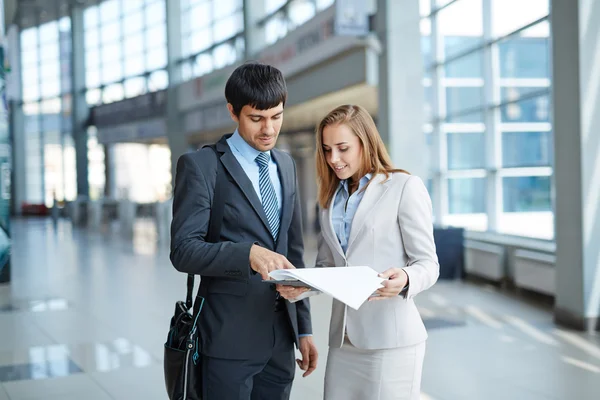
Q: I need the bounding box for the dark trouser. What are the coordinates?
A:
[202,309,296,400]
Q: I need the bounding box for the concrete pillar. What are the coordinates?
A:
[243,0,265,58]
[375,0,426,179]
[70,4,89,198]
[551,0,600,332]
[165,0,188,183]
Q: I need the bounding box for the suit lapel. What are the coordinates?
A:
[271,149,292,245]
[323,189,346,260]
[216,137,272,236]
[346,174,391,253]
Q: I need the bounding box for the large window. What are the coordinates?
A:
[178,0,245,81]
[84,0,168,106]
[421,0,552,239]
[20,17,76,207]
[261,0,333,46]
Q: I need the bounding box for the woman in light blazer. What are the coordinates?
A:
[281,104,439,400]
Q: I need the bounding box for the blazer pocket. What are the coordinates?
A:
[208,279,249,297]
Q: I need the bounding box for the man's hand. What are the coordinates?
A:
[297,336,318,377]
[276,285,310,300]
[249,244,295,280]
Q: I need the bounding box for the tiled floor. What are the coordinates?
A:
[1,218,599,399]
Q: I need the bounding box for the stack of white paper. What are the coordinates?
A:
[269,266,385,310]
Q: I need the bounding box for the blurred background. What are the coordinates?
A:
[0,0,598,399]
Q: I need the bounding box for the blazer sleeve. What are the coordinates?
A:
[286,159,312,336]
[398,176,440,300]
[170,152,254,280]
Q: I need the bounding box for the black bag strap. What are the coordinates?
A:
[185,144,226,310]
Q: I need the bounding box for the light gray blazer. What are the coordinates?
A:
[317,172,439,350]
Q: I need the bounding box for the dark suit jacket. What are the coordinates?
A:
[170,134,312,360]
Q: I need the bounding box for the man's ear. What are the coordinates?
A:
[227,103,239,123]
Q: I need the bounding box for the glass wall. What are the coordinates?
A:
[178,0,245,81]
[261,0,334,46]
[20,17,76,207]
[421,0,552,239]
[83,0,168,107]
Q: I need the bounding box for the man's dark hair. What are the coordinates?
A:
[225,62,288,117]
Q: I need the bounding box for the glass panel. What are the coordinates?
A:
[190,2,212,28]
[123,0,143,14]
[317,0,335,10]
[447,132,485,170]
[265,12,288,45]
[102,42,122,65]
[146,24,167,46]
[492,0,549,38]
[500,95,550,123]
[21,28,38,50]
[500,87,549,103]
[448,177,486,214]
[498,22,550,79]
[145,1,166,25]
[213,43,236,69]
[124,77,147,98]
[194,53,213,77]
[146,47,167,70]
[39,42,59,61]
[214,13,242,42]
[100,0,121,23]
[420,0,431,16]
[445,111,484,123]
[86,68,101,88]
[438,0,483,60]
[63,134,77,202]
[39,21,59,44]
[40,77,61,98]
[421,19,432,73]
[87,127,106,201]
[181,61,194,81]
[23,84,40,102]
[102,62,123,84]
[502,176,551,212]
[123,12,144,35]
[84,6,99,28]
[125,56,145,76]
[86,49,100,70]
[86,89,102,106]
[444,51,483,78]
[266,0,287,15]
[148,70,169,91]
[445,86,484,116]
[85,29,99,49]
[101,21,121,44]
[502,131,552,167]
[103,84,125,104]
[213,0,241,19]
[190,28,213,53]
[288,0,316,28]
[124,33,144,56]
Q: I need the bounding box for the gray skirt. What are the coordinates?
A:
[324,336,426,400]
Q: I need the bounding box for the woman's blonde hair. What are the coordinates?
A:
[316,104,408,209]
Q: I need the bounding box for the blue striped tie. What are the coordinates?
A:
[255,152,280,239]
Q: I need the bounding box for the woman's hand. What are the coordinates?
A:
[276,285,311,300]
[369,268,409,301]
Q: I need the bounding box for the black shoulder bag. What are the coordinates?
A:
[164,145,225,400]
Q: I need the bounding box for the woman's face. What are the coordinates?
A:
[321,123,363,181]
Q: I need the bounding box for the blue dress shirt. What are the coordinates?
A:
[226,130,282,212]
[332,174,373,253]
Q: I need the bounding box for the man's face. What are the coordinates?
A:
[228,103,284,152]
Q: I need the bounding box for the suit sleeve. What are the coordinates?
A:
[398,176,440,300]
[170,152,254,279]
[315,231,335,268]
[287,159,312,336]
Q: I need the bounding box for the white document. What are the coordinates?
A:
[269,266,385,310]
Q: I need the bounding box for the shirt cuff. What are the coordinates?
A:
[298,334,313,337]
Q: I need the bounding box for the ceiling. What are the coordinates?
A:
[7,0,98,29]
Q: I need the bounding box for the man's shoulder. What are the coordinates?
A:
[177,146,219,171]
[272,148,295,168]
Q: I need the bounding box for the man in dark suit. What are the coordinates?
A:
[170,63,317,400]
